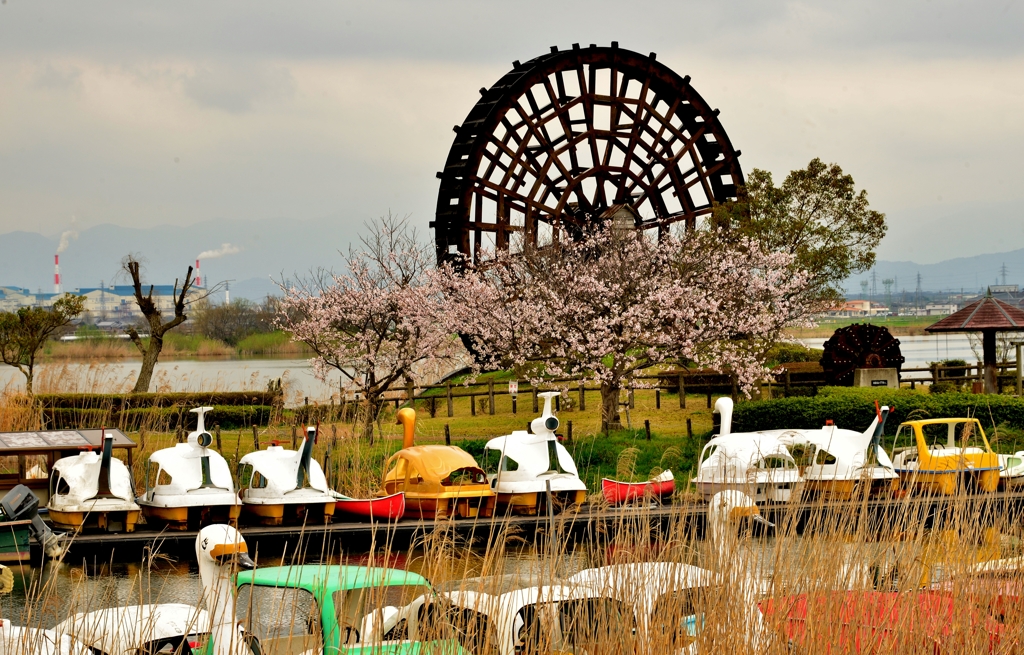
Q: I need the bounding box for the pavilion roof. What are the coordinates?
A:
[926,295,1024,332]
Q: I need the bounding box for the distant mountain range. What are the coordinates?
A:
[0,217,1020,301]
[843,249,1024,296]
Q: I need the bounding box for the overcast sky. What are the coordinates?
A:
[1,1,1023,265]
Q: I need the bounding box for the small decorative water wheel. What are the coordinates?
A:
[820,324,905,386]
[432,42,745,265]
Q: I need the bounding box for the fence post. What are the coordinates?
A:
[686,418,693,439]
[444,424,451,446]
[251,425,259,451]
[430,396,437,418]
[678,374,686,409]
[555,394,560,412]
[644,419,651,441]
[291,424,297,449]
[488,381,495,415]
[706,391,712,409]
[566,420,573,444]
[215,423,221,451]
[628,388,635,410]
[532,388,539,413]
[446,382,453,417]
[579,383,586,411]
[932,363,939,386]
[784,370,792,397]
[471,395,476,416]
[655,389,661,409]
[1017,342,1023,396]
[512,396,517,414]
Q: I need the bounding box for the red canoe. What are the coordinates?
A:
[602,470,674,505]
[333,492,406,521]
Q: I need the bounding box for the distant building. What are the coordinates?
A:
[827,300,890,317]
[0,284,199,320]
[904,303,958,317]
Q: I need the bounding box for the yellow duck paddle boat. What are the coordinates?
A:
[381,408,495,520]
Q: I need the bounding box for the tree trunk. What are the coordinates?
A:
[22,368,33,395]
[360,395,379,445]
[600,382,621,430]
[133,336,163,393]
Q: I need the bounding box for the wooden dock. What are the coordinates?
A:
[48,489,1024,564]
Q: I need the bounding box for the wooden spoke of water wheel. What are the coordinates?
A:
[432,43,745,265]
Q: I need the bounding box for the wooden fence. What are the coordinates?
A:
[308,361,1024,421]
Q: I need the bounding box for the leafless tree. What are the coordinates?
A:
[123,256,216,393]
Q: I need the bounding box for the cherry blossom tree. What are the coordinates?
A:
[277,215,459,442]
[435,225,811,429]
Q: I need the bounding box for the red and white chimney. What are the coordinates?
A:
[54,254,61,294]
[195,259,201,287]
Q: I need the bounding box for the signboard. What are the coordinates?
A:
[508,380,519,397]
[871,379,888,387]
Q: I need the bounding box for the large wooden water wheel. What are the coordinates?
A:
[820,324,905,386]
[432,43,745,265]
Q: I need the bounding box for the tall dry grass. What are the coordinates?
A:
[2,476,1022,654]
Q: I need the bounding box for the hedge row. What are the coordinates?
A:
[41,405,277,431]
[731,387,1024,437]
[35,391,283,409]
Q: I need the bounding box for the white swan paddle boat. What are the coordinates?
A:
[54,524,258,655]
[693,399,804,503]
[238,426,336,525]
[482,392,587,515]
[47,430,141,532]
[770,405,899,499]
[137,407,242,530]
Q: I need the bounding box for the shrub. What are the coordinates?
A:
[929,382,956,394]
[732,386,1024,439]
[765,342,824,366]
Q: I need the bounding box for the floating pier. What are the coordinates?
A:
[53,489,1024,564]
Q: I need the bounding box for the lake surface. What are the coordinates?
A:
[0,358,340,404]
[0,334,999,401]
[801,333,983,369]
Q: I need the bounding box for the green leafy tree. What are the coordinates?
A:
[0,294,86,394]
[716,158,887,309]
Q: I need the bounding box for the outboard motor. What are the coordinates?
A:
[0,485,62,557]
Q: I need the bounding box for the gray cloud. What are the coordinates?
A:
[183,63,295,113]
[0,0,1022,271]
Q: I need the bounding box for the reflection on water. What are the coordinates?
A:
[1,541,590,629]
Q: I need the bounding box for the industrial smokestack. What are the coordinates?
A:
[54,254,61,294]
[195,259,201,287]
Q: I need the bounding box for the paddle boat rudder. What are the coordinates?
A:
[137,407,243,530]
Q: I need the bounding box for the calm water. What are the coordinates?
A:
[0,358,340,405]
[801,333,982,369]
[0,543,588,629]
